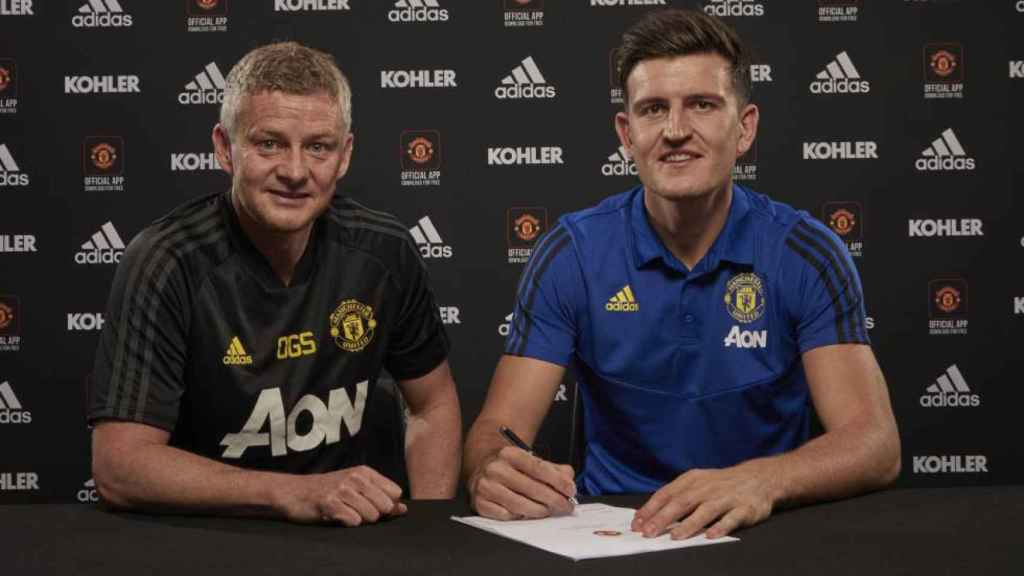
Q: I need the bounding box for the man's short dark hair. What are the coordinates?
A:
[615,8,752,107]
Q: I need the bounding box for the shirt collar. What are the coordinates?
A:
[630,184,754,272]
[630,186,671,269]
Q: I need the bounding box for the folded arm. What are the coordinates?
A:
[92,421,407,525]
[634,343,901,539]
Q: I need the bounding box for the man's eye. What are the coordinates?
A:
[258,140,277,151]
[309,143,325,153]
[642,103,665,115]
[694,100,714,110]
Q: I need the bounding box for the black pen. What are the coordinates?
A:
[499,425,579,506]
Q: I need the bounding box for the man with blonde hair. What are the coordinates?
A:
[90,42,461,525]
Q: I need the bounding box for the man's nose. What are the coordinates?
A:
[277,146,308,184]
[663,107,692,142]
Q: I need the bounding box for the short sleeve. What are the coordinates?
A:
[781,217,870,353]
[504,223,583,367]
[88,232,191,431]
[384,236,449,381]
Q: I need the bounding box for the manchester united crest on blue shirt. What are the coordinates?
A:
[724,272,765,323]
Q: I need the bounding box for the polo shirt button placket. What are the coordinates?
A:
[679,285,699,340]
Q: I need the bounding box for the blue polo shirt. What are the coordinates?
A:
[505,184,869,495]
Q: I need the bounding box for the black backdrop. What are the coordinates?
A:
[1,0,1022,503]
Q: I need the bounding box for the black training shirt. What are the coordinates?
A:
[89,191,449,473]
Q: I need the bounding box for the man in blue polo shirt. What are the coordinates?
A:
[463,8,900,540]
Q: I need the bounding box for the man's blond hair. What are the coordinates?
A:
[220,41,352,136]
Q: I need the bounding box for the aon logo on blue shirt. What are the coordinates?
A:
[724,326,767,349]
[219,381,368,459]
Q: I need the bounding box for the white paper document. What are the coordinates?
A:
[452,503,738,561]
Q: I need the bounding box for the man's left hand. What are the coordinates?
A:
[631,462,779,540]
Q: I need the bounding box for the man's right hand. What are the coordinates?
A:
[468,446,576,520]
[280,465,408,526]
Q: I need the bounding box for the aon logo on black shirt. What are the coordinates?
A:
[220,381,368,459]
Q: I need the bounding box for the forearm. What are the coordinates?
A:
[463,357,564,486]
[462,416,509,486]
[404,398,461,499]
[93,441,291,518]
[746,415,901,509]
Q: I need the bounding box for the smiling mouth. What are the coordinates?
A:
[660,151,700,164]
[268,190,308,200]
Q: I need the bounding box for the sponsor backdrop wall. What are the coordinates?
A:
[1,0,1022,503]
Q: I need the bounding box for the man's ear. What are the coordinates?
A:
[335,132,354,181]
[614,111,633,157]
[212,124,234,176]
[736,103,759,157]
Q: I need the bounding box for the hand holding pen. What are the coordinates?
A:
[467,424,579,521]
[499,426,579,507]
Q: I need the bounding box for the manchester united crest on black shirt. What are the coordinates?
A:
[330,299,377,352]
